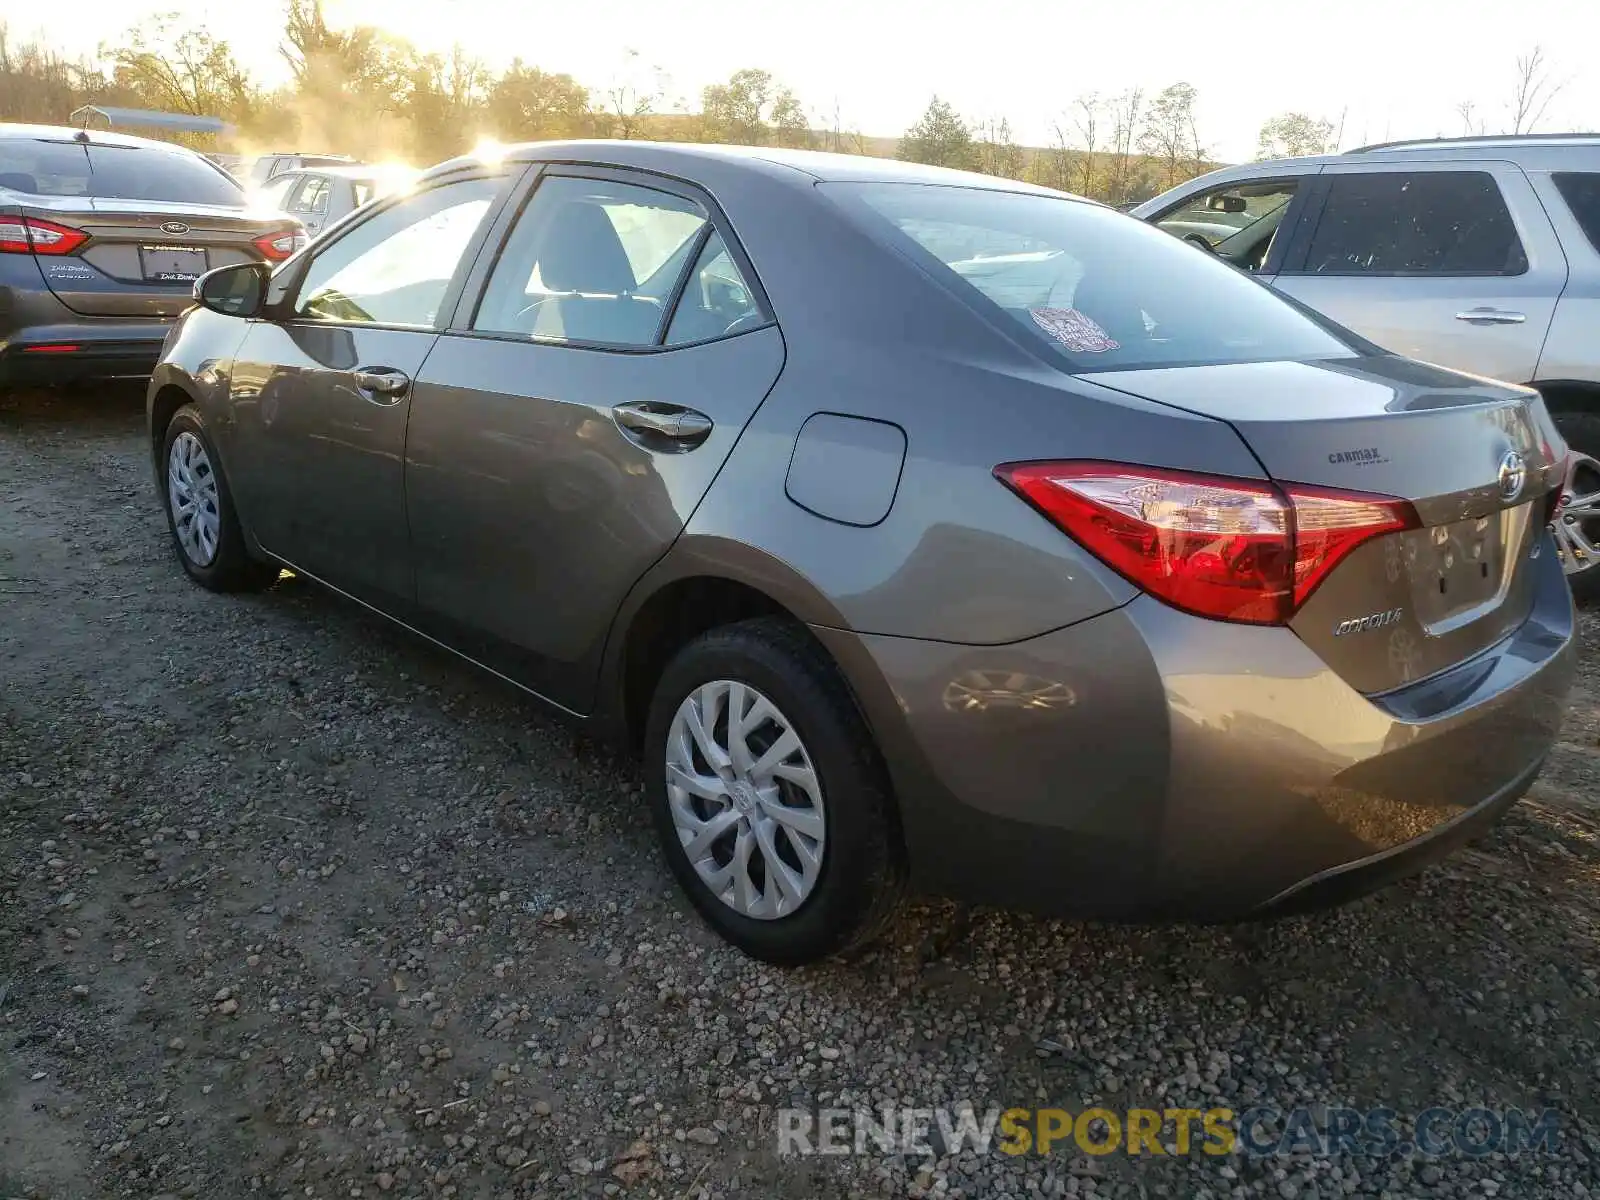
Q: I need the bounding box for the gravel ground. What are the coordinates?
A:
[4,385,1600,1200]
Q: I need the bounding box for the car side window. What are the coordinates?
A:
[294,176,500,328]
[473,175,709,347]
[1298,171,1527,276]
[664,232,763,345]
[1552,173,1600,254]
[1154,180,1300,272]
[295,176,331,215]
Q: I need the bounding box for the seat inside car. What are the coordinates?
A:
[518,200,662,345]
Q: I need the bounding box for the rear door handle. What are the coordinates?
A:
[352,366,411,402]
[1455,308,1527,325]
[612,402,714,449]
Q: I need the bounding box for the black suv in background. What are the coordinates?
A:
[0,123,305,386]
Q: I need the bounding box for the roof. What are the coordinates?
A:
[0,121,192,152]
[427,139,1078,197]
[270,164,398,182]
[1346,132,1600,154]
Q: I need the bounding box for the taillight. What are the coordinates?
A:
[995,461,1418,625]
[0,217,89,256]
[252,229,307,262]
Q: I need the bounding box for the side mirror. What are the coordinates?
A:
[194,262,268,318]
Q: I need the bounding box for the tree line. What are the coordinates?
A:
[0,4,1570,207]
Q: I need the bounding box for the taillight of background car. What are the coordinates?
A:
[996,461,1418,624]
[252,229,308,262]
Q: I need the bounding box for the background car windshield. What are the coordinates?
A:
[834,182,1355,371]
[0,140,243,204]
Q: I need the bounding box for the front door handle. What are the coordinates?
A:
[352,366,411,402]
[1455,308,1527,325]
[612,402,714,449]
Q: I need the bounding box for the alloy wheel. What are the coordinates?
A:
[664,679,826,920]
[167,431,221,567]
[1552,451,1600,579]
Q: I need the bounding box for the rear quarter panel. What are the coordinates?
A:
[675,170,1267,644]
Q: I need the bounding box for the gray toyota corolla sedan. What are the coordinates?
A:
[148,141,1576,964]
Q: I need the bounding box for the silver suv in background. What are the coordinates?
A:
[245,152,357,189]
[254,164,417,240]
[1134,134,1600,596]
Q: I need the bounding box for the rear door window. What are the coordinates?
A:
[0,139,242,204]
[664,232,763,345]
[832,181,1355,372]
[1297,171,1527,276]
[1552,172,1600,253]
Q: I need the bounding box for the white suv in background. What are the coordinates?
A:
[1135,134,1600,597]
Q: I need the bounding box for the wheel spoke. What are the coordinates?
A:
[762,798,824,843]
[749,728,800,784]
[677,803,741,861]
[751,815,806,913]
[667,760,726,803]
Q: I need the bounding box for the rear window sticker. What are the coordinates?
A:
[1029,307,1120,353]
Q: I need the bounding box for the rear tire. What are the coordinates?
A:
[643,618,905,964]
[159,404,278,593]
[1550,409,1600,604]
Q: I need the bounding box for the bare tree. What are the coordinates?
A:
[1073,92,1100,197]
[1138,82,1200,189]
[1455,100,1485,136]
[1107,87,1143,205]
[605,48,664,140]
[1508,45,1562,134]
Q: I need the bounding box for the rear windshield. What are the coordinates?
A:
[1553,173,1600,254]
[831,182,1356,371]
[0,139,243,205]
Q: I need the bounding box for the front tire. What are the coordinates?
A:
[159,404,278,593]
[643,618,905,964]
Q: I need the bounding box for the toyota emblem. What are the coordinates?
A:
[1497,450,1527,502]
[160,220,191,236]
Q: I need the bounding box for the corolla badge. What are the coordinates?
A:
[160,220,191,236]
[1333,608,1403,637]
[1497,450,1527,502]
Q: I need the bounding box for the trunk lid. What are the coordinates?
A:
[1079,355,1567,693]
[18,197,298,318]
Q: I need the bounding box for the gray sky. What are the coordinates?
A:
[19,0,1599,161]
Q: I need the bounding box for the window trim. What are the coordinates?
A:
[1277,168,1531,279]
[267,166,517,333]
[447,162,777,356]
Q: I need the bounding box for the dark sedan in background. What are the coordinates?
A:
[0,123,305,386]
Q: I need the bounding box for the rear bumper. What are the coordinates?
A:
[0,320,173,385]
[815,535,1576,920]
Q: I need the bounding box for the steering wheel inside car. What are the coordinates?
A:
[1182,233,1218,254]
